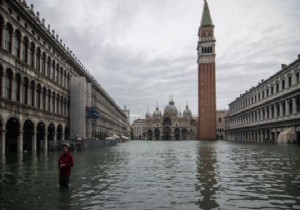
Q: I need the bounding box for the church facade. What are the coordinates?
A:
[145,98,197,140]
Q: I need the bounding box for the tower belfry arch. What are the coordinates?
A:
[197,0,217,140]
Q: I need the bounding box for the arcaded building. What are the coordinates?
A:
[197,0,217,140]
[216,110,228,140]
[131,118,146,140]
[0,0,129,155]
[226,55,300,143]
[145,98,197,140]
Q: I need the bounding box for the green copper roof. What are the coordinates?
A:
[201,0,213,26]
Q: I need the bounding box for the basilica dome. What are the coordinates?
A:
[164,99,178,117]
[183,105,192,118]
[153,106,161,118]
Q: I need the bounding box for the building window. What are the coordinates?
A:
[289,99,293,115]
[288,76,292,87]
[47,57,51,77]
[5,69,13,99]
[266,88,269,97]
[22,37,29,63]
[218,117,222,123]
[14,30,21,58]
[23,78,29,104]
[37,85,41,108]
[15,74,21,102]
[5,24,13,53]
[42,88,46,110]
[42,53,46,75]
[30,81,35,106]
[296,72,299,84]
[276,83,279,92]
[36,48,41,71]
[30,42,35,67]
[271,86,274,95]
[281,80,285,90]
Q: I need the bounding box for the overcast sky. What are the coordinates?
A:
[28,0,300,122]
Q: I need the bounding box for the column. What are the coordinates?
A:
[285,100,289,115]
[280,102,283,117]
[1,131,6,155]
[18,131,23,154]
[32,132,37,154]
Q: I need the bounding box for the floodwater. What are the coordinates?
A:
[0,140,300,210]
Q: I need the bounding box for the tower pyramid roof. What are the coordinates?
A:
[201,0,213,27]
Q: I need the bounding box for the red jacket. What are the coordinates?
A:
[58,152,74,176]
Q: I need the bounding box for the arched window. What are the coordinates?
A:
[56,64,59,83]
[56,93,60,114]
[60,68,63,85]
[52,92,56,113]
[30,81,35,106]
[30,42,35,67]
[5,69,13,99]
[14,30,21,58]
[36,47,41,71]
[289,99,293,115]
[47,57,51,77]
[22,37,29,63]
[42,87,46,110]
[48,90,51,111]
[60,96,63,115]
[218,117,222,123]
[52,60,55,80]
[42,53,46,75]
[297,96,300,113]
[15,74,21,102]
[0,16,4,48]
[23,78,29,104]
[5,23,13,53]
[37,84,41,109]
[0,66,3,97]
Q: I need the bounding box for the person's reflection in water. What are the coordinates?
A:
[57,187,72,210]
[196,143,219,210]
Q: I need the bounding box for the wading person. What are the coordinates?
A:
[58,144,74,188]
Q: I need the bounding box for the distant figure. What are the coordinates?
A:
[58,144,74,188]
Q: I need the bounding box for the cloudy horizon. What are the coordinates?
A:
[27,0,300,122]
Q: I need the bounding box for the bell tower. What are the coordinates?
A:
[197,0,216,140]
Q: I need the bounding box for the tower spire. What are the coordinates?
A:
[201,0,213,27]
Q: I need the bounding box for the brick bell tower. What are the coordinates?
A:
[197,0,216,140]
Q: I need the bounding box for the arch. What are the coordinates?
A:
[30,42,35,67]
[36,47,41,71]
[30,81,35,106]
[5,23,13,52]
[0,15,4,48]
[36,122,46,151]
[22,36,29,63]
[163,117,171,126]
[154,128,160,140]
[14,30,21,58]
[23,119,34,152]
[182,128,188,140]
[64,126,70,140]
[5,68,13,100]
[5,117,20,153]
[174,128,180,140]
[163,127,171,140]
[42,52,46,75]
[23,77,29,104]
[147,130,153,140]
[57,124,63,141]
[0,64,3,97]
[47,123,55,148]
[36,84,41,108]
[15,73,21,102]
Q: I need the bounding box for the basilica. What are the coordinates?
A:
[145,98,197,140]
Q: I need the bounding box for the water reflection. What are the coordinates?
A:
[196,142,219,210]
[0,141,300,210]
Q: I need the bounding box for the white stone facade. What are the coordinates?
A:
[0,0,129,154]
[131,119,146,140]
[216,110,228,140]
[226,55,300,143]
